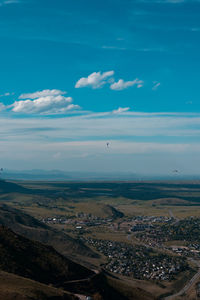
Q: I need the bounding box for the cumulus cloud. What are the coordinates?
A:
[11,89,80,114]
[19,89,66,99]
[75,71,114,89]
[112,107,130,114]
[110,79,144,91]
[75,71,144,91]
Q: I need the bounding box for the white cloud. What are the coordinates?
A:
[152,82,161,90]
[0,111,200,173]
[19,89,65,99]
[110,79,144,91]
[1,111,200,141]
[11,89,80,114]
[112,107,130,114]
[75,71,144,91]
[75,71,114,89]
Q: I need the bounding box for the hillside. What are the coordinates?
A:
[0,226,154,300]
[0,180,28,194]
[0,226,93,285]
[0,270,77,300]
[104,204,124,218]
[74,203,124,219]
[0,204,97,259]
[63,272,154,300]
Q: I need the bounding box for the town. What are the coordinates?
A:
[81,237,187,281]
[39,210,200,288]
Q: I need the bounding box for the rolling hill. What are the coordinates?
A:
[0,180,28,194]
[0,226,154,300]
[0,204,98,259]
[0,226,93,284]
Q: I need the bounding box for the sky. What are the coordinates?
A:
[0,0,200,175]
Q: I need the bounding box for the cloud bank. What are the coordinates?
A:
[0,111,200,173]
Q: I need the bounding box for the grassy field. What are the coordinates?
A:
[2,180,200,220]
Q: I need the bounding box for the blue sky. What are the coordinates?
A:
[0,0,200,175]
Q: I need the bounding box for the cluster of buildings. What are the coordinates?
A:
[134,217,200,259]
[169,244,200,258]
[82,238,187,281]
[40,214,113,227]
[131,215,172,223]
[40,216,69,224]
[117,215,173,233]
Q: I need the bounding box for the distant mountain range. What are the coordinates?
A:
[0,169,138,181]
[1,169,200,181]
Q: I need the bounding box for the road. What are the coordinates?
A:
[168,210,175,219]
[63,270,100,299]
[75,295,86,300]
[164,259,200,300]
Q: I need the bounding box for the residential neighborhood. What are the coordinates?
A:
[82,237,187,281]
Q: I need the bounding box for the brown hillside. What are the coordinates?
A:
[0,270,77,300]
[0,226,93,286]
[0,204,97,259]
